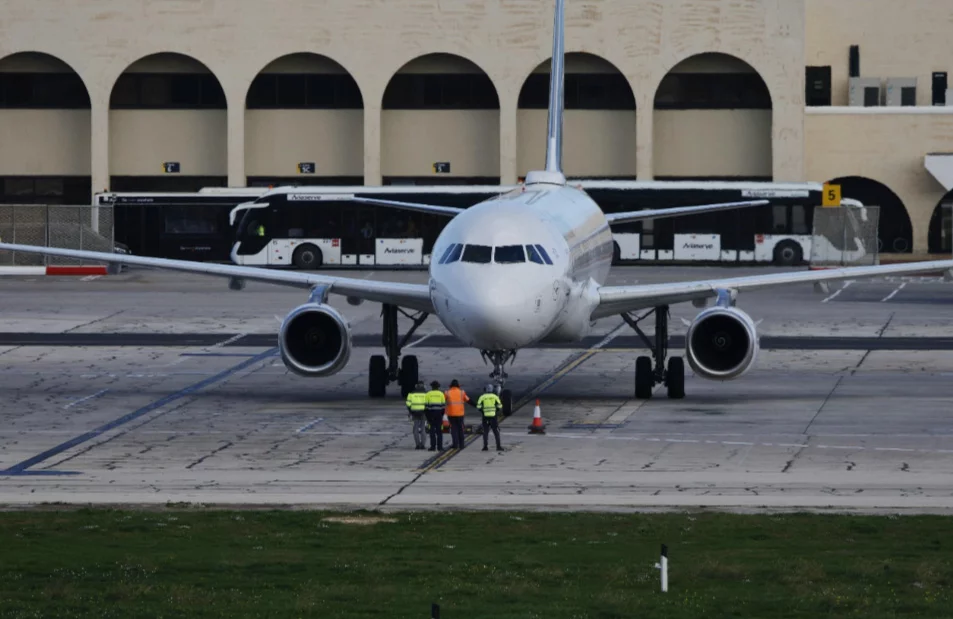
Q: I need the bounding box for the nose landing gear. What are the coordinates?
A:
[368,304,430,398]
[480,349,516,417]
[622,305,685,400]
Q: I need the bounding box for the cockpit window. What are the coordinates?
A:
[494,245,525,264]
[445,243,463,264]
[461,244,492,264]
[526,244,545,265]
[535,244,553,265]
[438,244,458,264]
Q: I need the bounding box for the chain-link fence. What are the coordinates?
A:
[809,206,880,267]
[0,205,114,266]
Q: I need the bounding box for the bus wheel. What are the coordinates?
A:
[293,244,323,270]
[773,240,802,266]
[612,242,621,265]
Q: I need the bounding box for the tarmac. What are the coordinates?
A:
[0,266,952,513]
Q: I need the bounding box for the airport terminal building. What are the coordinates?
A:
[1,0,952,254]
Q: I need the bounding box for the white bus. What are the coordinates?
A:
[227,180,869,268]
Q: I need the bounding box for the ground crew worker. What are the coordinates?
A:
[476,384,503,452]
[444,379,470,450]
[424,380,446,452]
[405,381,428,450]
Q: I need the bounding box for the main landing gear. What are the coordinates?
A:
[369,304,429,398]
[621,305,685,400]
[481,349,515,417]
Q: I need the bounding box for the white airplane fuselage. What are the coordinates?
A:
[428,182,614,350]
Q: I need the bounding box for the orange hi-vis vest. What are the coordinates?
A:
[444,387,469,417]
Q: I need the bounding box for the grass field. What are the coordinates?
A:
[0,509,950,618]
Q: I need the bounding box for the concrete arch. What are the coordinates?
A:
[244,52,364,183]
[246,52,364,109]
[650,51,775,110]
[652,51,772,180]
[381,52,501,183]
[828,176,914,254]
[926,190,953,253]
[515,51,637,179]
[382,52,500,110]
[0,51,93,196]
[0,51,92,107]
[108,52,228,188]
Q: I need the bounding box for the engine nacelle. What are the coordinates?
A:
[685,306,759,381]
[278,303,352,377]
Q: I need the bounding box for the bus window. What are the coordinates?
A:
[772,205,787,233]
[791,205,809,234]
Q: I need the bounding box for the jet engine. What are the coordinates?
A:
[278,303,352,377]
[685,306,759,381]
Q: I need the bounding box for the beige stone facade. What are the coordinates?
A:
[0,0,951,251]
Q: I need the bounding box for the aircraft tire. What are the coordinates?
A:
[666,357,685,399]
[635,356,653,399]
[500,389,513,417]
[399,355,419,398]
[369,355,387,398]
[293,244,324,270]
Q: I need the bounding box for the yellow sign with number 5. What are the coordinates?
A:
[822,183,841,207]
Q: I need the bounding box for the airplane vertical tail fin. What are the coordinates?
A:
[525,0,567,186]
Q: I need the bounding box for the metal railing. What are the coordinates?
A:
[810,205,881,267]
[0,204,115,266]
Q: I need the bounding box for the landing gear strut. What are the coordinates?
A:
[480,349,516,417]
[621,305,685,400]
[368,304,429,398]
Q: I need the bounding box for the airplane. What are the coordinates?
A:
[4,0,953,417]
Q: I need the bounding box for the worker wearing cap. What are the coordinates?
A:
[424,380,446,452]
[444,379,470,450]
[405,381,428,450]
[476,384,503,452]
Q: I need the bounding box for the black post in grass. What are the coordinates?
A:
[431,603,440,618]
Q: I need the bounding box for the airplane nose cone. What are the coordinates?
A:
[437,270,561,349]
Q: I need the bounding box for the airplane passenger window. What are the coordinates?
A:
[461,244,492,264]
[535,244,553,265]
[494,245,525,263]
[438,244,458,264]
[445,243,464,263]
[526,244,545,265]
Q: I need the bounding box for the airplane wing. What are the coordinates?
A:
[0,243,435,314]
[347,196,465,217]
[605,200,770,225]
[593,259,953,319]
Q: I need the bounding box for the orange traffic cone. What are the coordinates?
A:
[527,399,546,434]
[441,413,451,433]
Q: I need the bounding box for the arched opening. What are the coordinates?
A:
[927,190,953,254]
[653,52,772,180]
[382,53,500,185]
[0,52,92,204]
[828,176,913,253]
[245,53,363,188]
[109,53,227,193]
[517,52,636,179]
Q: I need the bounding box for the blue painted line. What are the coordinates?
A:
[0,347,277,476]
[179,353,264,358]
[0,470,82,477]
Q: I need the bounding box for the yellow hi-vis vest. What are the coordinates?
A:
[406,391,427,412]
[425,390,446,412]
[476,393,502,418]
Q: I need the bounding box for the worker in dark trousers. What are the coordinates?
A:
[476,384,503,452]
[424,380,446,452]
[405,381,428,450]
[444,379,470,450]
